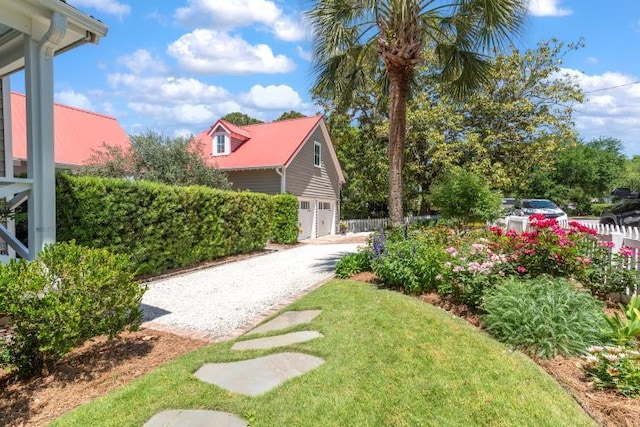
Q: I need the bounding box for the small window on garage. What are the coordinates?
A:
[300,201,311,210]
[314,141,321,167]
[320,202,331,210]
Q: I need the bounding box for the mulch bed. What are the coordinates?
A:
[0,330,209,427]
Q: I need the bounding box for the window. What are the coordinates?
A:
[314,141,321,167]
[320,202,331,210]
[300,201,311,210]
[215,134,227,155]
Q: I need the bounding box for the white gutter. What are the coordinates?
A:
[275,166,286,194]
[36,0,109,38]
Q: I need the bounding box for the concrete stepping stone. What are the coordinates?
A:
[246,310,322,335]
[144,409,247,427]
[194,352,325,396]
[232,331,323,350]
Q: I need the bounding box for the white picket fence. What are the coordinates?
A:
[344,215,437,233]
[506,216,640,298]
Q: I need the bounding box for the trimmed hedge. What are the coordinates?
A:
[56,174,276,275]
[272,194,299,244]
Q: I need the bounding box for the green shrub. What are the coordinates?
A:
[0,241,144,377]
[429,168,502,229]
[371,239,447,294]
[57,174,275,275]
[271,194,299,244]
[583,345,640,397]
[335,250,371,278]
[590,203,613,216]
[482,276,605,358]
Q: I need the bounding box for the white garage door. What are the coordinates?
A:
[317,201,334,237]
[298,199,314,240]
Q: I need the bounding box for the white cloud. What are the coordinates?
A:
[117,50,167,75]
[66,0,131,19]
[586,57,598,64]
[174,0,305,42]
[167,30,295,74]
[527,0,572,17]
[55,90,93,110]
[242,85,302,110]
[107,74,231,103]
[296,46,312,62]
[560,68,640,155]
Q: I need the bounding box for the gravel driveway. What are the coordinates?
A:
[141,242,363,339]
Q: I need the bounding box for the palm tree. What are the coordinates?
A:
[308,0,526,226]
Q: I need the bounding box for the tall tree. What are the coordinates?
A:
[221,112,263,126]
[82,131,230,189]
[308,0,525,226]
[275,111,306,121]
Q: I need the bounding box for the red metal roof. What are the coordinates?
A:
[195,115,324,170]
[10,92,130,167]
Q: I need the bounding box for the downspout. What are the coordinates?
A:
[275,166,286,193]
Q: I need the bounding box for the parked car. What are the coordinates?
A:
[513,199,568,221]
[600,196,640,227]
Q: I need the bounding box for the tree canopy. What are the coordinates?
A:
[308,0,526,226]
[221,112,263,126]
[81,131,230,189]
[275,111,306,121]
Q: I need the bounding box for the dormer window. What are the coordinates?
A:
[213,133,229,156]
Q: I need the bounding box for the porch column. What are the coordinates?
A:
[23,13,67,259]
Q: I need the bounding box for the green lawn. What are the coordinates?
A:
[52,280,595,427]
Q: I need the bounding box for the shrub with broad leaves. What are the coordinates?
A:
[0,241,145,378]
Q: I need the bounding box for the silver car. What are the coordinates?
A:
[513,199,568,221]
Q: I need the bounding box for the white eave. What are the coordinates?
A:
[0,0,108,77]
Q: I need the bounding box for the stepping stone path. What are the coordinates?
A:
[144,410,247,427]
[245,309,322,335]
[231,330,323,350]
[195,352,325,396]
[145,310,324,425]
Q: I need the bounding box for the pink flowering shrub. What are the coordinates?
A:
[438,237,516,307]
[487,215,597,280]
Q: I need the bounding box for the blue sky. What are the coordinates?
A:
[9,0,640,156]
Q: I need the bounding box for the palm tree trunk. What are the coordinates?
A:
[388,70,411,227]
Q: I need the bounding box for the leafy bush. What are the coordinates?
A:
[438,237,511,308]
[0,242,144,377]
[482,276,605,358]
[581,244,640,298]
[429,169,502,229]
[603,296,640,345]
[371,239,447,294]
[335,250,371,278]
[57,174,275,275]
[590,203,613,216]
[583,345,640,397]
[271,194,299,244]
[488,218,597,280]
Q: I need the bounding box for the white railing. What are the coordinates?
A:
[344,215,438,233]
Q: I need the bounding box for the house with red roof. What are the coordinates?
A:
[9,92,130,175]
[195,115,345,239]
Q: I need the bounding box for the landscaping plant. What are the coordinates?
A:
[482,276,605,358]
[602,295,640,346]
[335,250,371,279]
[0,241,145,377]
[429,168,503,230]
[583,345,640,397]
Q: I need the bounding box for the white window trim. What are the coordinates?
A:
[313,141,321,168]
[213,133,230,156]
